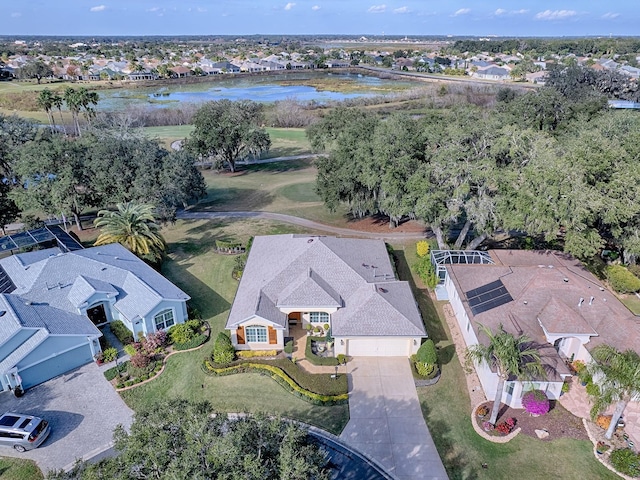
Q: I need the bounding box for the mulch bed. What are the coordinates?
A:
[475,400,589,441]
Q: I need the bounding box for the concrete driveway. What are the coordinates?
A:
[0,362,133,474]
[340,357,448,480]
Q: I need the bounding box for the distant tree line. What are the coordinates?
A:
[452,38,640,56]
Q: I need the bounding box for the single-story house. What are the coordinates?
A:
[472,65,511,81]
[0,243,189,391]
[226,235,427,357]
[438,249,640,408]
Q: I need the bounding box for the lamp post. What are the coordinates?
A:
[334,365,338,379]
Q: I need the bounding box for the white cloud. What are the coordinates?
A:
[90,5,105,12]
[284,2,295,10]
[494,8,507,16]
[368,4,386,14]
[535,9,577,20]
[494,8,528,17]
[147,7,160,12]
[393,6,410,14]
[197,7,207,12]
[602,12,620,19]
[513,9,528,15]
[10,12,21,17]
[311,5,320,11]
[453,8,470,16]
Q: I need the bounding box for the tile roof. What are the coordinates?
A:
[226,235,426,337]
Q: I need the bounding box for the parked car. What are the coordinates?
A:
[0,412,50,452]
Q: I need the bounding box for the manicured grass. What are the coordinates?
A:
[392,244,621,480]
[279,182,322,203]
[121,219,349,434]
[619,293,640,316]
[0,457,43,480]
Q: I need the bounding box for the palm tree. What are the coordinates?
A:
[36,89,56,133]
[94,202,166,261]
[51,92,66,135]
[467,324,544,425]
[587,345,640,439]
[63,87,82,136]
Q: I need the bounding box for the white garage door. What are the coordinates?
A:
[347,337,411,356]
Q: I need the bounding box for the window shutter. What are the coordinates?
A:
[236,326,245,344]
[268,326,277,345]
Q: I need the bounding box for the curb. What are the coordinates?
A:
[61,441,115,472]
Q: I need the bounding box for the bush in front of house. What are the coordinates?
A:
[236,350,279,358]
[414,339,438,379]
[610,448,640,477]
[416,240,430,258]
[213,332,235,366]
[522,390,550,416]
[142,330,168,354]
[413,255,438,288]
[172,333,207,351]
[169,319,203,345]
[102,347,118,363]
[110,320,134,345]
[606,265,640,293]
[305,336,339,366]
[130,352,151,369]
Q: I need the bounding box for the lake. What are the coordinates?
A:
[97,73,414,111]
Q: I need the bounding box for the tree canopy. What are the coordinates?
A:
[308,91,640,261]
[48,399,330,480]
[185,99,271,172]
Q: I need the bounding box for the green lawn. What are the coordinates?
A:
[121,219,349,434]
[619,293,640,316]
[0,457,43,480]
[392,245,621,480]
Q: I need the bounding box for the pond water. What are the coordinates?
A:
[97,73,413,111]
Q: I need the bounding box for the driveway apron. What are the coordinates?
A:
[340,357,448,480]
[0,362,133,474]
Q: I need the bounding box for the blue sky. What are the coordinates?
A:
[1,1,638,37]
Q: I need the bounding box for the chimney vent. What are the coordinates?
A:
[589,296,594,305]
[578,297,584,307]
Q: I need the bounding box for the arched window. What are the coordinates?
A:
[245,326,267,343]
[154,309,175,330]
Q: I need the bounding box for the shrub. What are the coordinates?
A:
[522,390,550,416]
[173,334,207,351]
[213,332,235,365]
[123,343,138,356]
[628,263,640,279]
[103,363,127,381]
[415,362,436,377]
[142,330,167,353]
[110,320,134,344]
[236,350,278,358]
[130,353,151,369]
[169,323,197,345]
[585,382,600,396]
[284,341,294,355]
[610,448,640,477]
[416,240,430,258]
[102,347,118,363]
[336,354,346,364]
[413,256,438,288]
[476,405,489,417]
[606,265,640,293]
[495,417,516,435]
[416,339,438,365]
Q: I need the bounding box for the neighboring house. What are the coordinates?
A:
[0,242,189,391]
[226,235,427,357]
[526,71,547,85]
[325,60,351,68]
[210,61,241,73]
[472,65,511,81]
[169,66,191,77]
[436,249,640,409]
[128,71,157,81]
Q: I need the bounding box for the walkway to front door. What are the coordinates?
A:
[340,357,448,480]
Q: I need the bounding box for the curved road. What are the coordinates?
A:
[177,210,430,241]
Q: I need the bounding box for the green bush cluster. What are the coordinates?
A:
[103,363,127,381]
[173,334,208,351]
[236,350,279,358]
[168,320,202,344]
[416,339,438,364]
[413,256,438,288]
[606,265,640,293]
[610,448,640,477]
[102,347,118,363]
[415,362,437,377]
[284,340,294,355]
[305,336,339,366]
[123,344,137,356]
[213,332,235,365]
[110,320,134,344]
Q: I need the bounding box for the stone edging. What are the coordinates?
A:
[115,328,211,392]
[583,418,632,480]
[470,402,521,443]
[415,369,441,387]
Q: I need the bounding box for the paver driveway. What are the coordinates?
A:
[0,362,133,474]
[340,357,448,480]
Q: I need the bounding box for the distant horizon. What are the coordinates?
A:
[1,1,637,37]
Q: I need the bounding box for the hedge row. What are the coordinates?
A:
[203,361,348,405]
[236,350,278,358]
[110,320,134,345]
[305,336,339,366]
[173,333,208,351]
[103,363,127,381]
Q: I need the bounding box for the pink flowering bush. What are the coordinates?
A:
[522,389,550,416]
[495,417,516,435]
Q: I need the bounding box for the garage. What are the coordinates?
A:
[346,337,412,356]
[19,343,93,389]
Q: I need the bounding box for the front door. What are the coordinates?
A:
[87,304,108,326]
[288,312,301,326]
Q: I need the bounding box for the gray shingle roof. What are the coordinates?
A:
[226,235,426,337]
[67,275,118,308]
[0,243,189,319]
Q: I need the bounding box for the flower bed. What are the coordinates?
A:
[305,336,339,366]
